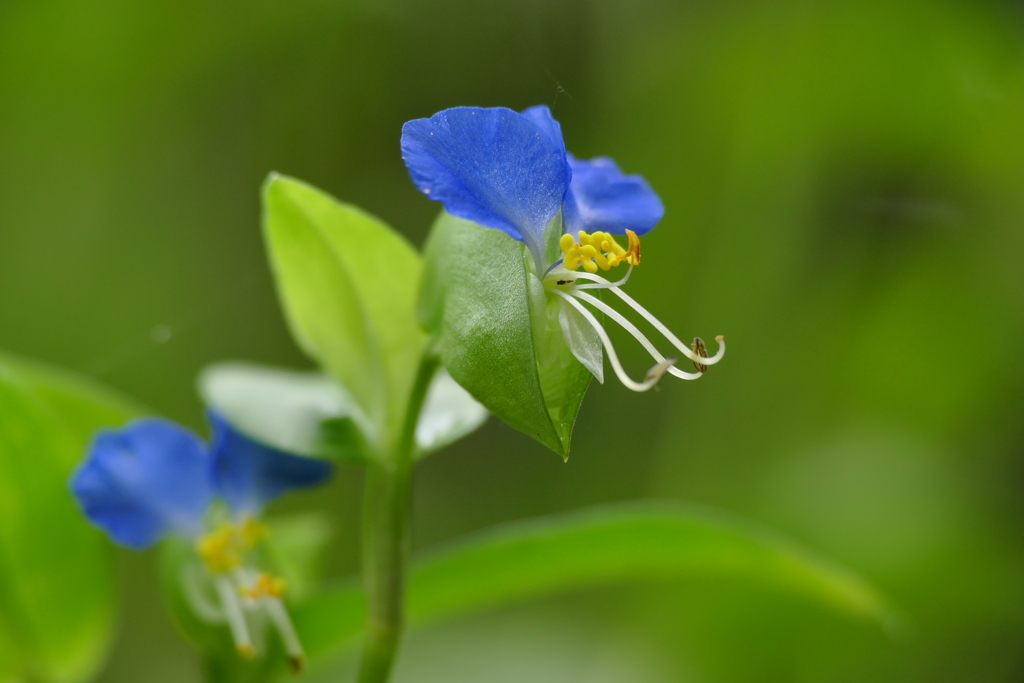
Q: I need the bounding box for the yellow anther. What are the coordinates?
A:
[624,229,642,266]
[238,518,269,552]
[240,572,288,600]
[197,522,242,574]
[558,229,641,273]
[196,518,269,574]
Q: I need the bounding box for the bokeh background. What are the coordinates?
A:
[2,0,1023,680]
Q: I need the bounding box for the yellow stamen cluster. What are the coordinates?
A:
[196,518,270,574]
[240,572,287,600]
[560,228,642,273]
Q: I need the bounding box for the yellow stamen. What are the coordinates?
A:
[197,522,242,574]
[238,518,269,552]
[240,572,288,600]
[196,518,269,574]
[624,229,641,266]
[559,229,641,273]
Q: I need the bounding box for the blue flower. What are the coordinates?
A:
[401,106,664,265]
[401,105,724,391]
[71,412,331,668]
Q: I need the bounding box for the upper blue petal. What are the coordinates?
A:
[520,105,567,157]
[564,154,665,236]
[208,411,333,517]
[70,419,213,549]
[401,106,571,252]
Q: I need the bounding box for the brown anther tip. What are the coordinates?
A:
[691,337,709,374]
[238,644,258,660]
[715,335,724,342]
[289,655,306,674]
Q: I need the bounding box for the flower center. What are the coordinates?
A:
[559,229,641,273]
[544,230,725,392]
[240,571,288,600]
[196,518,268,574]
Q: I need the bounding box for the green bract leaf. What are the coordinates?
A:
[290,502,893,668]
[199,362,370,463]
[415,367,488,458]
[262,175,426,455]
[199,362,488,463]
[419,212,591,459]
[0,352,142,683]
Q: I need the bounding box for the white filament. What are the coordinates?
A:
[215,575,254,656]
[553,289,674,391]
[566,272,725,366]
[182,564,226,623]
[571,291,705,380]
[265,597,306,671]
[571,265,634,290]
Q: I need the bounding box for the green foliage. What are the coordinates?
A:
[199,362,487,463]
[199,363,370,463]
[289,502,892,671]
[418,212,591,459]
[412,366,489,458]
[262,175,427,458]
[0,352,142,683]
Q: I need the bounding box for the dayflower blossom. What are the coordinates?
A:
[71,412,332,670]
[401,105,724,390]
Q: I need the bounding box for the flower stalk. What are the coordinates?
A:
[357,353,439,683]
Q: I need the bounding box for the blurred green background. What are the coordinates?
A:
[2,0,1023,680]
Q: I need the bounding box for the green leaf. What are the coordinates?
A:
[418,212,591,459]
[290,502,893,666]
[415,367,488,458]
[199,362,488,463]
[262,175,426,454]
[199,362,370,463]
[0,352,143,683]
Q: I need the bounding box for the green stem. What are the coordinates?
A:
[356,353,438,683]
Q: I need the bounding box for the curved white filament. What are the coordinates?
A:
[571,291,705,380]
[566,272,725,366]
[215,575,254,656]
[265,597,306,672]
[571,265,634,290]
[182,563,226,623]
[553,289,674,392]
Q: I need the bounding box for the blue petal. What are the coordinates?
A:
[520,105,567,156]
[70,419,213,549]
[564,155,665,236]
[401,106,571,251]
[209,411,333,517]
